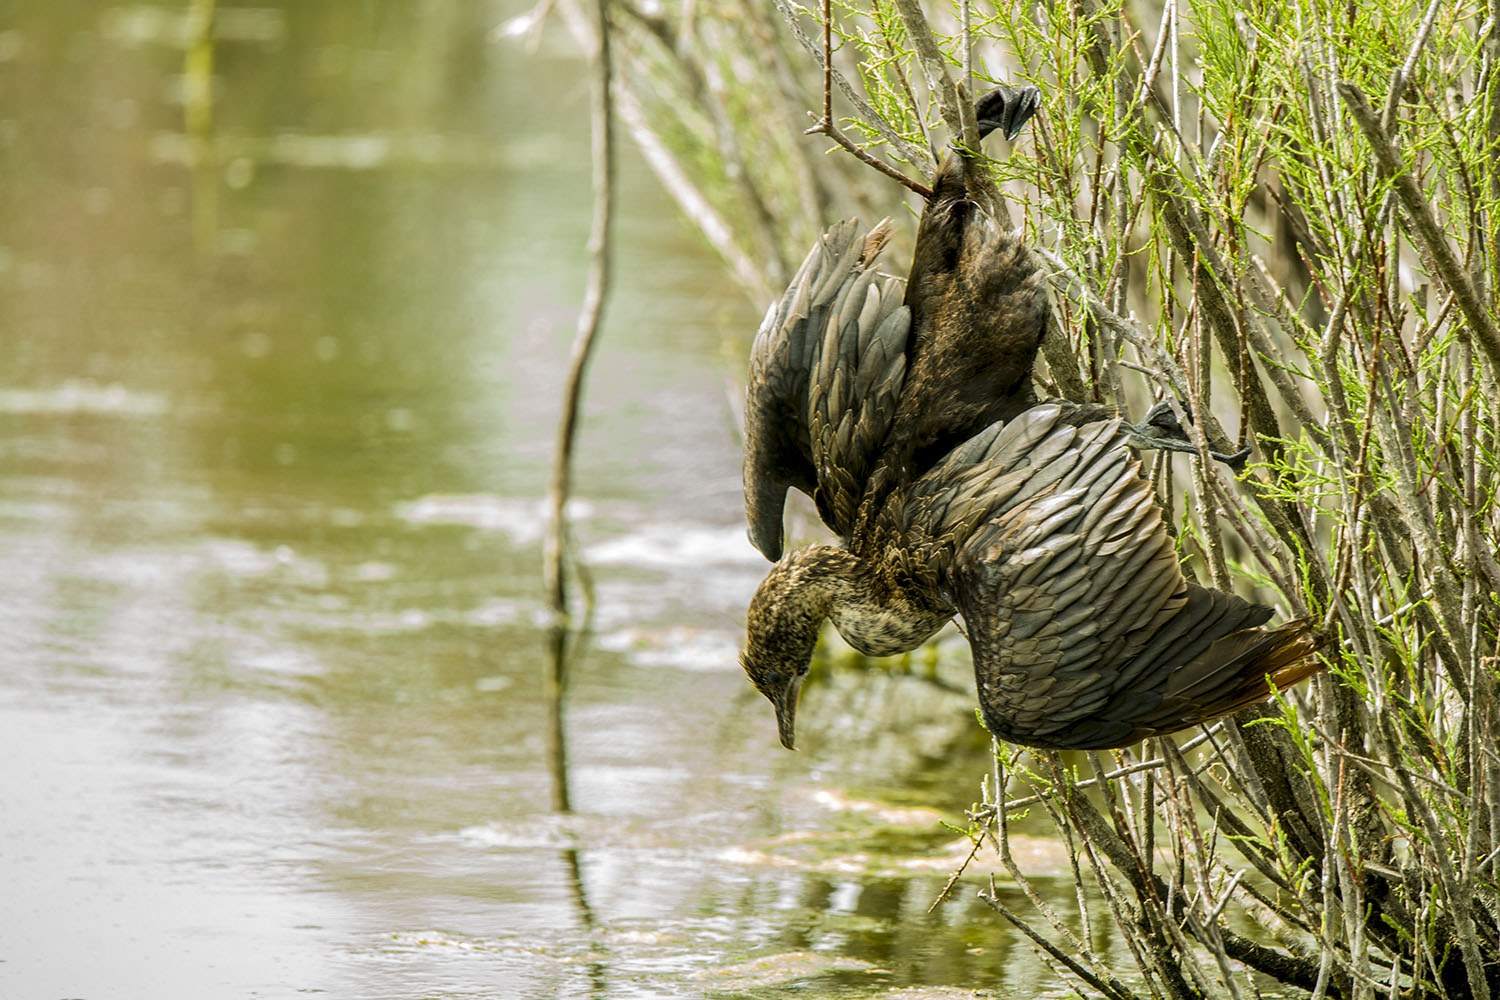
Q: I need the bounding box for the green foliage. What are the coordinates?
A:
[600,0,1500,995]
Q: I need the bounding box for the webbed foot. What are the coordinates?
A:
[975,85,1042,142]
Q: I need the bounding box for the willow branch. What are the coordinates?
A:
[805,118,935,198]
[1339,81,1500,375]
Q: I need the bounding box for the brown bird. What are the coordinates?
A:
[740,86,1322,751]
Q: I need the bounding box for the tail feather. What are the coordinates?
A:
[1141,617,1327,733]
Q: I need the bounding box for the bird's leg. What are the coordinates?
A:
[937,84,1041,222]
[937,85,1042,185]
[1125,400,1253,472]
[927,84,1042,226]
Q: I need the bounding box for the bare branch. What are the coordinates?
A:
[770,0,935,174]
[545,0,616,620]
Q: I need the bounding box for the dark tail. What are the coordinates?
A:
[1145,616,1329,733]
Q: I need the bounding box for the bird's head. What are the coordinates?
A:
[740,550,838,750]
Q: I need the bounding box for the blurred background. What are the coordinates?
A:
[0,3,1110,998]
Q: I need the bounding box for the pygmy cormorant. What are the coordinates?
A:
[739,86,1322,751]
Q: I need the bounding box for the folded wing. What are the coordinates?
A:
[743,220,911,559]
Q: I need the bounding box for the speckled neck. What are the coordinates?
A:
[775,546,949,659]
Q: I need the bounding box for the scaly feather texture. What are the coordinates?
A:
[739,86,1324,750]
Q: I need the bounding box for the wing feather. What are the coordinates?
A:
[809,265,910,539]
[897,402,1314,749]
[744,220,910,558]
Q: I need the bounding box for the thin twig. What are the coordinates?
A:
[1340,82,1500,376]
[799,0,934,198]
[1002,726,1221,810]
[980,882,1142,1000]
[544,0,615,620]
[770,0,935,172]
[805,118,935,198]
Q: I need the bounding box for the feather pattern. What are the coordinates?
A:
[891,404,1313,748]
[744,219,910,558]
[738,85,1324,751]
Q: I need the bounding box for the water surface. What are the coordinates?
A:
[0,5,1108,998]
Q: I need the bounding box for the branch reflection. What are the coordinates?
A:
[545,624,605,997]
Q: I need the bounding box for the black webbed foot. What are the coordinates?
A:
[975,85,1042,142]
[1127,400,1252,472]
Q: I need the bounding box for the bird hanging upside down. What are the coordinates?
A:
[739,85,1323,751]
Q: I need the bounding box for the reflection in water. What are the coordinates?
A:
[548,626,580,817]
[0,3,1122,999]
[183,0,219,249]
[546,624,608,998]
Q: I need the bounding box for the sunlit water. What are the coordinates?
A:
[0,6,1117,998]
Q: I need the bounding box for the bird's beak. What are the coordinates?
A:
[771,673,805,751]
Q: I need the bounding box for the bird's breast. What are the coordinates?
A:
[829,601,952,657]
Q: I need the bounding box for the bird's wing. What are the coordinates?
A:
[806,254,910,542]
[743,219,910,559]
[901,403,1285,749]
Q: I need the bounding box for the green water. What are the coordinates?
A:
[0,4,1118,998]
